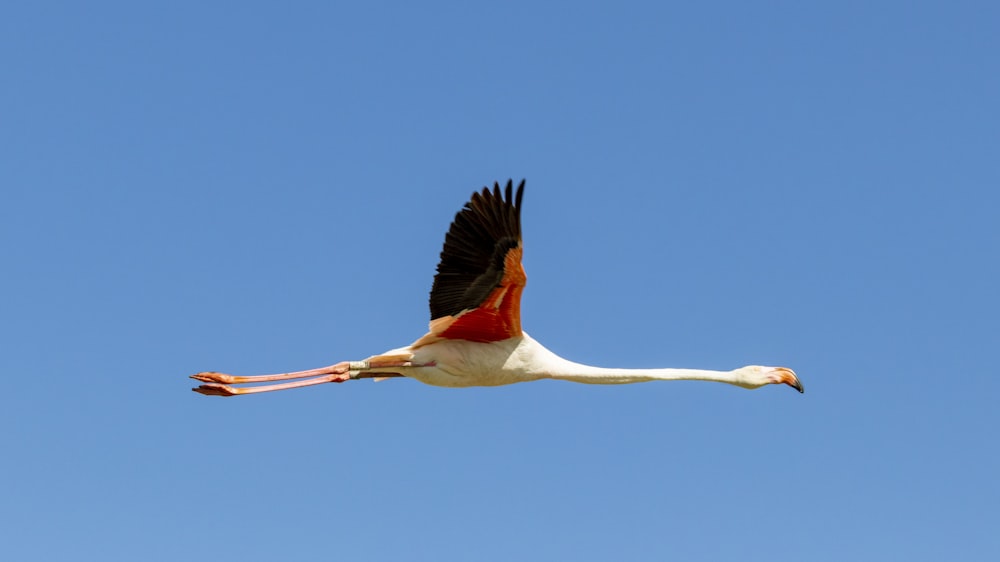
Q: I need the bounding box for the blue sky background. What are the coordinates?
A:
[2,1,998,560]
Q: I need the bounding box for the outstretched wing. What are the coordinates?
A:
[425,179,526,343]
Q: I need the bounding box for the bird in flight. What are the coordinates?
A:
[192,180,802,396]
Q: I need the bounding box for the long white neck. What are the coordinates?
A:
[520,335,752,389]
[546,358,746,387]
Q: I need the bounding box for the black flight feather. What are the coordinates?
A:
[429,179,525,321]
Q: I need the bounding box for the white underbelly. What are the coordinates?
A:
[397,333,551,388]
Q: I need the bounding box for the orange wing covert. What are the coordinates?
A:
[423,180,526,344]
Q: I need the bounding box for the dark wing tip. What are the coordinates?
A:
[428,179,526,320]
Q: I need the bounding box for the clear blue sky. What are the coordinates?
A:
[2,1,997,560]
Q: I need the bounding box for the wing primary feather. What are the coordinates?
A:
[428,179,526,324]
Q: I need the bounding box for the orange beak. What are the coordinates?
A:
[772,367,804,393]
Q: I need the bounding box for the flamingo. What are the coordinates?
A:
[192,180,803,396]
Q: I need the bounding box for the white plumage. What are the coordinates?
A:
[192,180,802,396]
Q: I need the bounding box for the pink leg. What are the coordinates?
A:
[193,372,353,396]
[190,355,433,397]
[191,362,353,385]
